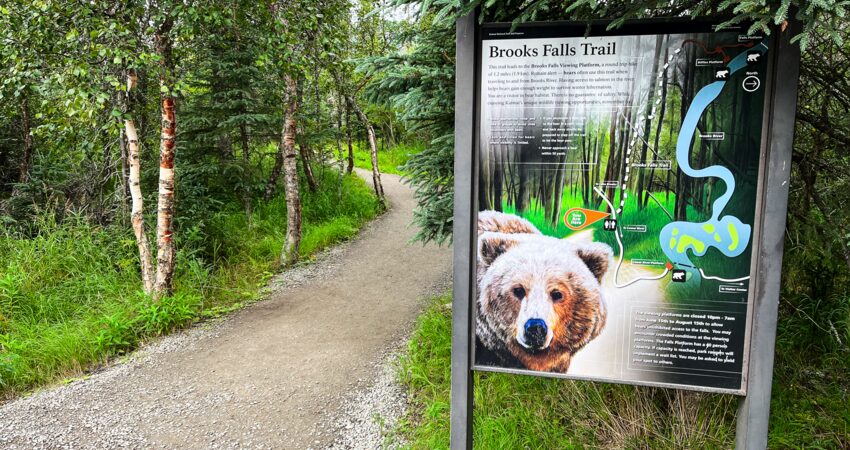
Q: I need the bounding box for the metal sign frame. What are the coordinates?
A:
[450,12,801,450]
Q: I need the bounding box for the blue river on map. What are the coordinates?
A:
[658,39,769,282]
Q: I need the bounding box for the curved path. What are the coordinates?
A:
[0,171,452,449]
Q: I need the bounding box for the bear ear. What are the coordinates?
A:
[575,242,613,282]
[477,232,520,269]
[478,210,541,235]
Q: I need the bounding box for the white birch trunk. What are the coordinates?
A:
[348,98,384,203]
[153,95,177,298]
[153,22,177,299]
[124,72,155,294]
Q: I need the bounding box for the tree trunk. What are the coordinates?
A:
[124,71,155,295]
[218,133,233,159]
[364,121,384,202]
[119,128,131,209]
[543,170,555,224]
[345,106,354,174]
[299,141,318,192]
[264,86,295,201]
[645,47,669,209]
[348,97,384,202]
[281,75,302,266]
[553,151,566,223]
[603,108,619,210]
[153,21,177,299]
[479,134,491,210]
[591,124,601,207]
[335,95,345,199]
[17,94,33,187]
[264,117,286,201]
[637,36,664,210]
[579,121,589,206]
[239,123,253,221]
[493,146,503,212]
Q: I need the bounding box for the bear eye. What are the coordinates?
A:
[512,286,526,299]
[551,290,563,302]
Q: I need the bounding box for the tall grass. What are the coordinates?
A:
[350,141,424,175]
[0,170,381,398]
[396,294,849,449]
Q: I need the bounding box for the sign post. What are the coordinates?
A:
[450,10,477,450]
[451,13,801,450]
[735,18,802,450]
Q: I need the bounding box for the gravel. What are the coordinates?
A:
[326,351,408,450]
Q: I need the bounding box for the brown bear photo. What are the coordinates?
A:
[475,211,613,373]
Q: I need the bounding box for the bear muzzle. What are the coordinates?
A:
[520,318,549,351]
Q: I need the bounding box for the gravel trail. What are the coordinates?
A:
[0,171,451,449]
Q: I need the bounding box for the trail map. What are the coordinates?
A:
[475,22,771,392]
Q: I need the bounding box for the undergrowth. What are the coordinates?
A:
[0,170,381,398]
[351,141,423,175]
[396,294,849,449]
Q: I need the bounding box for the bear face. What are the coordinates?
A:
[475,220,612,373]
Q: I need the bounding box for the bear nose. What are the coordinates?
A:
[523,319,548,349]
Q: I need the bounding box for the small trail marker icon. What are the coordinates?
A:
[672,269,687,282]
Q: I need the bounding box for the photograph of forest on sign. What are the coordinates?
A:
[475,25,769,392]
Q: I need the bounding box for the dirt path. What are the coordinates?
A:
[0,171,452,450]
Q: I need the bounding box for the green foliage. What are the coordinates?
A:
[202,170,380,261]
[397,295,849,449]
[350,141,424,175]
[359,14,457,243]
[92,311,137,355]
[90,292,203,356]
[0,170,380,398]
[447,0,849,50]
[135,292,201,336]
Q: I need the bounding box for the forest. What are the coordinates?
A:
[0,0,849,447]
[0,0,418,396]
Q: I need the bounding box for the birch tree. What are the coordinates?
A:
[124,70,156,294]
[152,14,178,297]
[118,3,182,299]
[266,0,350,265]
[280,75,301,265]
[347,97,385,203]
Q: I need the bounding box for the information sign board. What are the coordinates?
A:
[450,16,801,449]
[472,21,782,393]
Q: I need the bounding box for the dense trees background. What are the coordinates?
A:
[0,0,417,396]
[0,0,414,282]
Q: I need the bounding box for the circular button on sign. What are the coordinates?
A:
[563,207,610,231]
[742,76,761,92]
[566,210,586,228]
